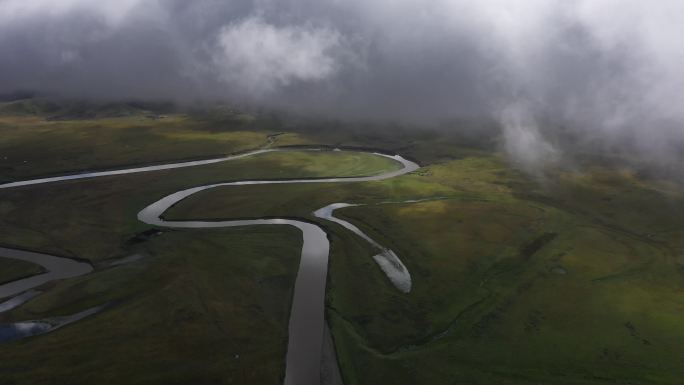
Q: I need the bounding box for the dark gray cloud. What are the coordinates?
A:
[2,0,684,169]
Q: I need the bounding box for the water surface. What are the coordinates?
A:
[0,247,92,299]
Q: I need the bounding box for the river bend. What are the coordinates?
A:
[0,148,420,385]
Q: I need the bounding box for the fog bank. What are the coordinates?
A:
[2,0,684,168]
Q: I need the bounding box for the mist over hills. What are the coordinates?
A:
[2,1,684,173]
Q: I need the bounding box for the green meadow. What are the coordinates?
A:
[0,102,683,384]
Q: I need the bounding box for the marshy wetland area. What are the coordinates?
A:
[0,101,683,385]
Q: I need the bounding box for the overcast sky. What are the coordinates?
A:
[2,0,683,168]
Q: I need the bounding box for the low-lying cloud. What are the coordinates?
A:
[2,0,684,170]
[500,103,561,174]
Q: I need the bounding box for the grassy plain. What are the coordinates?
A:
[0,110,402,384]
[0,102,683,384]
[168,146,684,385]
[0,228,302,385]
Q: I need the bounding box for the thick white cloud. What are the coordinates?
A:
[213,17,342,95]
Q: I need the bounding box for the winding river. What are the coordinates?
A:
[0,247,92,299]
[0,148,419,385]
